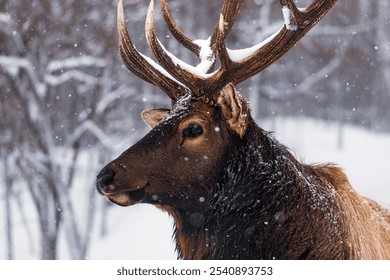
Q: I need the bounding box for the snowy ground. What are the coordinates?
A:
[1,117,389,259]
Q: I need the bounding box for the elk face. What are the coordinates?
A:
[97,85,250,211]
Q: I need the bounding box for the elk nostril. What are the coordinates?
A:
[97,168,116,193]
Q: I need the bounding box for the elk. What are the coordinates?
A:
[96,0,390,259]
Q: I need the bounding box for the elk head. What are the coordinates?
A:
[96,0,339,257]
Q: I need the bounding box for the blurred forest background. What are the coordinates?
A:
[1,0,390,259]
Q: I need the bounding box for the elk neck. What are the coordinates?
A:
[172,121,347,259]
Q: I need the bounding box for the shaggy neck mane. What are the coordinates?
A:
[170,121,390,259]
[171,122,345,259]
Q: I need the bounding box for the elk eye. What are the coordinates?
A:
[182,123,203,139]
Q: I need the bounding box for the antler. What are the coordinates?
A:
[118,0,339,103]
[221,0,339,86]
[117,0,188,100]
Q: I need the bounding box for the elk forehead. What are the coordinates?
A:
[142,101,215,132]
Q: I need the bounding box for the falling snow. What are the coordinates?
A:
[1,0,390,261]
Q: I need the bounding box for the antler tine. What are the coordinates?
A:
[210,0,245,51]
[159,0,244,71]
[145,0,207,95]
[160,0,201,56]
[117,0,187,100]
[223,0,339,86]
[209,0,245,69]
[215,14,233,73]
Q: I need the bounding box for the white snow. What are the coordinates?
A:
[140,47,188,89]
[193,37,215,74]
[0,13,10,24]
[0,55,46,97]
[282,6,298,31]
[67,120,114,151]
[173,93,192,112]
[47,56,106,72]
[156,37,216,79]
[159,94,192,123]
[88,204,176,260]
[226,28,282,62]
[45,70,100,86]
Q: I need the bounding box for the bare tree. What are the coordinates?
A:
[0,0,139,259]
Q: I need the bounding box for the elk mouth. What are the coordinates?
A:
[104,186,146,207]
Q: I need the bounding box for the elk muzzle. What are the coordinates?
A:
[96,166,146,206]
[96,167,115,194]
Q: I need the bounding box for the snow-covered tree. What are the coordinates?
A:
[0,0,143,259]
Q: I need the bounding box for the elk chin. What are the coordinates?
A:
[105,187,146,207]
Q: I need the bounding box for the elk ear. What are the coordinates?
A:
[217,83,249,138]
[141,109,170,128]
